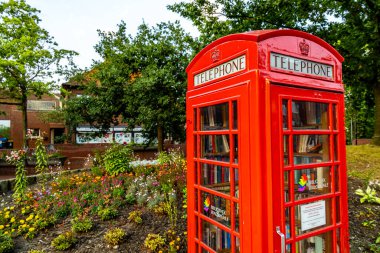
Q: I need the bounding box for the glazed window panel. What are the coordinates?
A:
[282,99,289,129]
[232,101,238,130]
[234,168,239,198]
[201,135,230,161]
[194,108,198,131]
[201,103,229,131]
[293,135,330,164]
[201,163,230,195]
[292,101,329,129]
[201,191,231,228]
[233,134,238,163]
[283,135,289,166]
[284,171,290,203]
[295,199,332,235]
[201,220,232,252]
[294,167,331,200]
[295,231,333,253]
[234,202,239,232]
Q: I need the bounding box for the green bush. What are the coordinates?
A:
[98,207,118,221]
[127,210,142,224]
[144,233,165,251]
[103,228,125,246]
[51,232,77,251]
[0,233,14,253]
[103,144,133,176]
[71,217,93,233]
[28,250,45,253]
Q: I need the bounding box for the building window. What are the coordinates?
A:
[28,128,40,138]
[27,100,56,111]
[0,120,11,139]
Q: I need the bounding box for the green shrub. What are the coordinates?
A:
[128,210,142,224]
[51,232,77,251]
[28,250,45,253]
[91,166,103,176]
[125,193,136,205]
[0,233,14,253]
[98,207,118,221]
[71,217,93,233]
[103,228,125,246]
[103,144,133,176]
[35,215,56,230]
[144,233,165,251]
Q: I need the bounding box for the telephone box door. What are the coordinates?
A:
[187,82,251,253]
[270,84,349,253]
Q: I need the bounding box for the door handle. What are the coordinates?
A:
[276,226,285,253]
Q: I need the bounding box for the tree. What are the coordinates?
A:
[0,0,77,148]
[168,0,380,145]
[66,21,194,151]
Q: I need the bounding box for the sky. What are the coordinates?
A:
[25,0,199,70]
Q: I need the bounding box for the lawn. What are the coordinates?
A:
[346,145,380,181]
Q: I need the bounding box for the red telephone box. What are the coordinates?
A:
[186,29,350,253]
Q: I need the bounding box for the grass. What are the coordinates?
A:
[346,145,380,181]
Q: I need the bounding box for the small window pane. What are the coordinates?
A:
[233,134,238,163]
[293,135,330,164]
[233,101,238,130]
[284,171,290,203]
[334,166,340,192]
[334,135,339,161]
[235,237,241,252]
[294,167,331,200]
[201,103,229,130]
[194,135,198,157]
[202,192,231,227]
[234,202,239,232]
[195,189,198,212]
[195,216,199,239]
[333,104,338,130]
[295,199,332,235]
[194,108,198,131]
[295,231,333,252]
[201,163,230,195]
[292,101,329,129]
[201,135,230,161]
[336,197,341,223]
[201,220,232,252]
[284,135,289,165]
[285,207,291,239]
[194,162,198,184]
[234,168,239,198]
[283,99,288,129]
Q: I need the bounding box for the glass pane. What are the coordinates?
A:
[292,101,329,129]
[295,199,332,235]
[201,135,230,161]
[284,135,289,165]
[201,103,229,131]
[295,231,333,253]
[201,220,232,252]
[333,104,338,130]
[294,167,331,200]
[334,135,339,161]
[285,207,291,239]
[283,99,288,129]
[334,166,340,192]
[235,237,240,253]
[293,135,330,164]
[195,162,198,184]
[336,197,341,223]
[194,108,198,131]
[233,101,238,130]
[336,228,341,252]
[202,192,231,227]
[233,134,238,163]
[202,248,208,253]
[194,135,198,157]
[234,168,239,198]
[195,189,198,212]
[284,171,290,202]
[195,216,199,239]
[286,244,291,253]
[201,163,230,195]
[234,202,239,232]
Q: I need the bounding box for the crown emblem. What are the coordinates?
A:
[211,49,220,62]
[299,39,310,55]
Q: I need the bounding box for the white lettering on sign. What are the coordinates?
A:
[270,52,333,79]
[300,200,326,231]
[194,55,246,86]
[210,205,229,222]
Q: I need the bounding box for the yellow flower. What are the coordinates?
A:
[10,206,14,211]
[22,224,27,228]
[20,220,25,224]
[176,246,180,250]
[0,225,4,229]
[177,237,180,241]
[184,232,187,235]
[10,217,15,223]
[4,231,8,235]
[170,241,175,246]
[29,227,35,232]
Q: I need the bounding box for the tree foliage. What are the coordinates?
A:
[65,21,194,150]
[169,0,380,144]
[0,0,77,148]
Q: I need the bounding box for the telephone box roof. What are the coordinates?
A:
[187,29,344,72]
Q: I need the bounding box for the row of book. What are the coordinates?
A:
[203,225,232,251]
[202,164,231,185]
[201,103,229,131]
[293,135,323,154]
[291,101,325,128]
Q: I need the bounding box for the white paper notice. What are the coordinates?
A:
[300,200,326,231]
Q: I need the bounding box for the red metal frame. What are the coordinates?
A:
[186,29,349,253]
